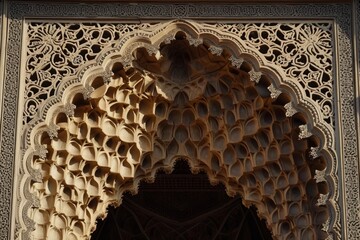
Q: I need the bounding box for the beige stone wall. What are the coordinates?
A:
[0,1,359,240]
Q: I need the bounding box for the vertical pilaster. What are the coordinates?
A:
[0,1,10,240]
[353,0,360,208]
[351,1,360,239]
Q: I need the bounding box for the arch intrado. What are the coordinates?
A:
[23,20,337,240]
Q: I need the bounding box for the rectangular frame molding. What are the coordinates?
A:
[0,1,359,239]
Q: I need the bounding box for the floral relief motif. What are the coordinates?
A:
[267,84,281,99]
[208,45,223,56]
[229,56,244,68]
[284,102,297,117]
[298,124,312,139]
[316,193,330,206]
[34,145,48,160]
[212,22,334,125]
[63,103,76,117]
[24,22,158,124]
[315,168,327,183]
[310,146,320,159]
[24,22,334,126]
[20,20,339,240]
[19,20,340,240]
[1,3,357,240]
[248,69,262,83]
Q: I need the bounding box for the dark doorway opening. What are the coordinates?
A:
[91,160,273,240]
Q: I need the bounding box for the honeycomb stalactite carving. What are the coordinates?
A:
[29,31,332,240]
[24,22,334,126]
[211,22,334,125]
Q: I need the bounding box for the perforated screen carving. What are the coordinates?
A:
[2,3,360,240]
[24,22,334,126]
[19,21,338,240]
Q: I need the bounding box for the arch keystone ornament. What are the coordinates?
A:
[20,20,338,240]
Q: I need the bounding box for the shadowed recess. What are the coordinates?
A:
[91,160,273,240]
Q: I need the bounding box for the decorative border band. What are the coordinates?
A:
[0,2,357,240]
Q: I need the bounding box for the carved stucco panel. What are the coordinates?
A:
[206,22,334,126]
[19,20,337,240]
[24,22,334,126]
[0,2,358,240]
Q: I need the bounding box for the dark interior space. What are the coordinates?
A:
[91,160,273,240]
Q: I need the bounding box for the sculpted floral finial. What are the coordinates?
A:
[316,193,329,206]
[309,146,320,159]
[315,168,327,183]
[82,84,94,100]
[47,123,59,139]
[249,69,262,83]
[267,84,281,99]
[63,103,76,117]
[34,144,48,159]
[229,56,244,68]
[298,124,312,139]
[284,102,297,117]
[208,45,223,56]
[188,37,203,47]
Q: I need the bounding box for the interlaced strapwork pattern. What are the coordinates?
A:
[25,22,159,124]
[30,37,329,240]
[25,22,333,126]
[211,22,333,125]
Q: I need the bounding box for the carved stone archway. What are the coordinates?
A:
[22,20,337,240]
[91,159,274,239]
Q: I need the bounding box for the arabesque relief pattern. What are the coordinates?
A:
[24,22,159,125]
[26,28,334,240]
[210,23,333,125]
[24,21,333,126]
[2,3,358,240]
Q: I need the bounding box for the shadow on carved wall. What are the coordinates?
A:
[91,160,273,240]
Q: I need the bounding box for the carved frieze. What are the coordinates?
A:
[22,21,337,240]
[0,3,357,240]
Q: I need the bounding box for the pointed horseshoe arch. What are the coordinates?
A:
[22,20,338,240]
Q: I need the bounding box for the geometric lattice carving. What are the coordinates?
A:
[27,29,333,240]
[24,22,159,124]
[24,22,334,126]
[212,23,334,125]
[1,3,358,240]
